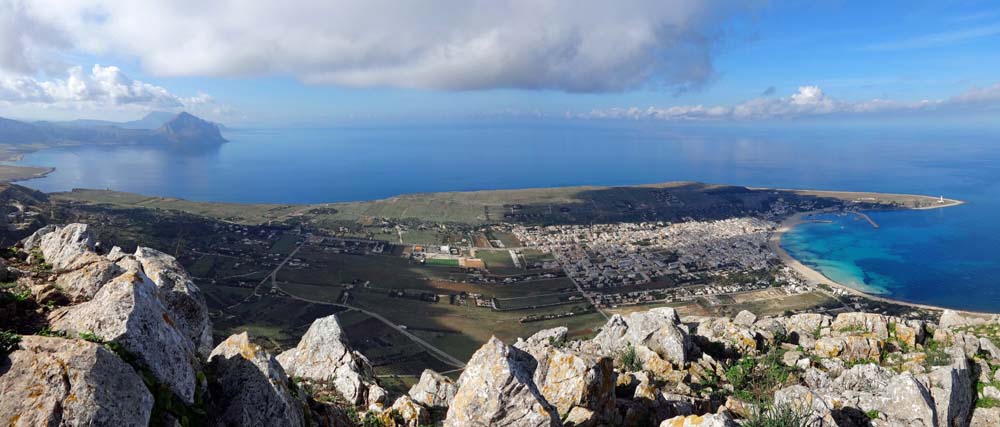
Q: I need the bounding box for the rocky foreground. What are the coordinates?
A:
[3,224,1000,426]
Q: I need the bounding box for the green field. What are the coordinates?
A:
[474,249,521,274]
[424,258,460,267]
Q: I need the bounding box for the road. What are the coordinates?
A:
[273,282,467,369]
[227,242,303,310]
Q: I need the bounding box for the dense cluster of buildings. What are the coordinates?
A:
[512,217,778,289]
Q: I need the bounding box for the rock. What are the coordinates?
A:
[928,347,973,427]
[984,386,1000,401]
[408,369,458,409]
[880,372,936,427]
[564,406,597,427]
[733,310,757,326]
[35,224,95,271]
[831,363,894,393]
[134,246,213,356]
[276,314,377,405]
[980,337,1000,360]
[831,312,889,338]
[48,270,198,404]
[53,252,122,302]
[29,282,67,305]
[695,317,760,354]
[970,407,1000,427]
[785,313,831,346]
[938,310,991,329]
[0,335,153,426]
[367,383,389,407]
[782,350,802,367]
[20,224,57,251]
[658,412,737,427]
[814,335,884,362]
[207,332,304,427]
[391,395,430,427]
[444,336,560,427]
[593,308,696,367]
[896,321,926,348]
[517,334,615,421]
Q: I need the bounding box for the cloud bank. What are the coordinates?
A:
[576,84,1000,121]
[0,64,212,110]
[6,0,751,92]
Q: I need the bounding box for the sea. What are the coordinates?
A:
[12,120,1000,311]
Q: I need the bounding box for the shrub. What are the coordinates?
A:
[744,403,811,427]
[0,330,20,357]
[617,342,642,372]
[725,350,793,404]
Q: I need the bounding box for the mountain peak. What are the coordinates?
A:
[158,112,227,143]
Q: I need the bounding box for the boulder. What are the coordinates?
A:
[970,407,1000,427]
[896,320,927,348]
[733,310,757,326]
[814,335,883,362]
[207,332,304,427]
[48,270,198,404]
[516,328,616,422]
[592,308,696,367]
[276,314,377,405]
[881,372,937,427]
[134,246,213,356]
[20,224,57,251]
[53,252,122,302]
[832,312,889,339]
[391,395,430,427]
[658,412,738,427]
[408,369,458,409]
[0,335,153,426]
[928,347,973,427]
[784,313,831,347]
[35,224,95,271]
[444,336,560,427]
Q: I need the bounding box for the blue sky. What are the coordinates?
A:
[1,0,998,126]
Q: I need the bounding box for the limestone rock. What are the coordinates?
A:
[134,246,213,356]
[35,223,95,271]
[391,395,430,427]
[592,308,696,367]
[658,412,738,427]
[21,224,57,251]
[516,329,615,421]
[48,270,198,404]
[408,369,458,409]
[929,347,973,427]
[53,252,122,302]
[444,336,560,427]
[207,332,304,427]
[276,314,377,405]
[881,372,937,427]
[832,312,889,339]
[970,407,1000,427]
[0,335,153,426]
[896,320,927,348]
[733,310,757,326]
[784,313,831,347]
[814,335,883,362]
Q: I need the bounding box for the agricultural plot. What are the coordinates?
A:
[474,249,521,274]
[493,291,583,310]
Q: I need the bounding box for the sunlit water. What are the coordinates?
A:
[13,121,1000,310]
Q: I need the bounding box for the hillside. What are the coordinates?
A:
[0,111,227,148]
[1,223,998,426]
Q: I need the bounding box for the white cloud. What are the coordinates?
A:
[7,0,752,92]
[573,84,1000,121]
[0,64,205,110]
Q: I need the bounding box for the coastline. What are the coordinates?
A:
[769,205,989,314]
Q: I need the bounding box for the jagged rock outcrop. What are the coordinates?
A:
[48,270,199,404]
[33,223,95,271]
[277,314,379,405]
[391,395,430,427]
[929,346,973,427]
[207,332,304,427]
[516,327,616,423]
[53,251,123,302]
[0,335,153,426]
[445,336,560,427]
[134,246,213,355]
[408,369,458,409]
[592,307,697,371]
[970,407,1000,427]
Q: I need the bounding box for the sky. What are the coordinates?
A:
[0,0,999,126]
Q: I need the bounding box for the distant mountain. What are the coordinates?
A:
[158,112,227,143]
[0,112,227,146]
[42,111,221,130]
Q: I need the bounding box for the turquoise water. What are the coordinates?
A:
[12,121,1000,310]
